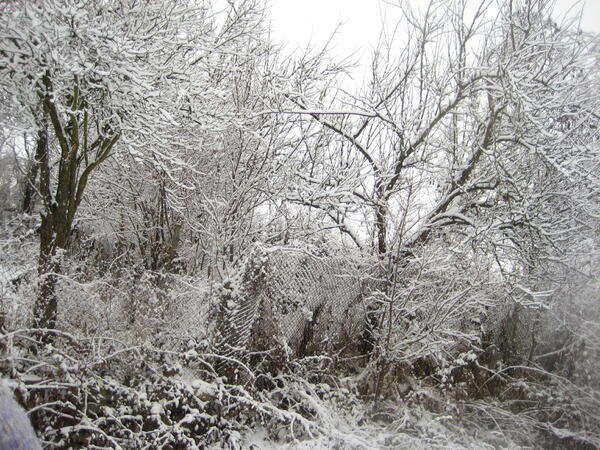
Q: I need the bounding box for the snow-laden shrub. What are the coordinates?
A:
[0,328,399,449]
[0,329,330,448]
[355,243,514,400]
[56,265,213,349]
[0,215,39,330]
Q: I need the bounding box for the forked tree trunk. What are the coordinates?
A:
[31,78,119,340]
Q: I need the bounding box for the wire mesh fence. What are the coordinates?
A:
[216,245,379,362]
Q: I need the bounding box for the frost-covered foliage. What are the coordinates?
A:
[0,215,38,328]
[1,328,313,448]
[1,0,600,448]
[1,214,600,449]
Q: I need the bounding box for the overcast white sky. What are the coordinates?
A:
[268,0,600,64]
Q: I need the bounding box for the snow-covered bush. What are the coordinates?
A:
[0,215,39,330]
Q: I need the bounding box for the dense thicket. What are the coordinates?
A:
[1,0,599,448]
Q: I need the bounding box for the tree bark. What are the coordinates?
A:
[21,163,38,214]
[375,201,387,257]
[21,134,39,214]
[32,122,63,336]
[33,217,60,333]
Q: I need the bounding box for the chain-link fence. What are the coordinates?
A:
[214,242,546,376]
[216,245,379,362]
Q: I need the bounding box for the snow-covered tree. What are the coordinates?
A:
[272,0,600,401]
[0,0,227,332]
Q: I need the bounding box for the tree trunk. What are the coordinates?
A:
[21,162,38,214]
[33,213,60,332]
[32,193,71,339]
[375,202,387,257]
[374,182,389,257]
[31,121,69,339]
[21,133,39,214]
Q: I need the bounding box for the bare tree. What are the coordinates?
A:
[272,0,600,385]
[0,0,217,333]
